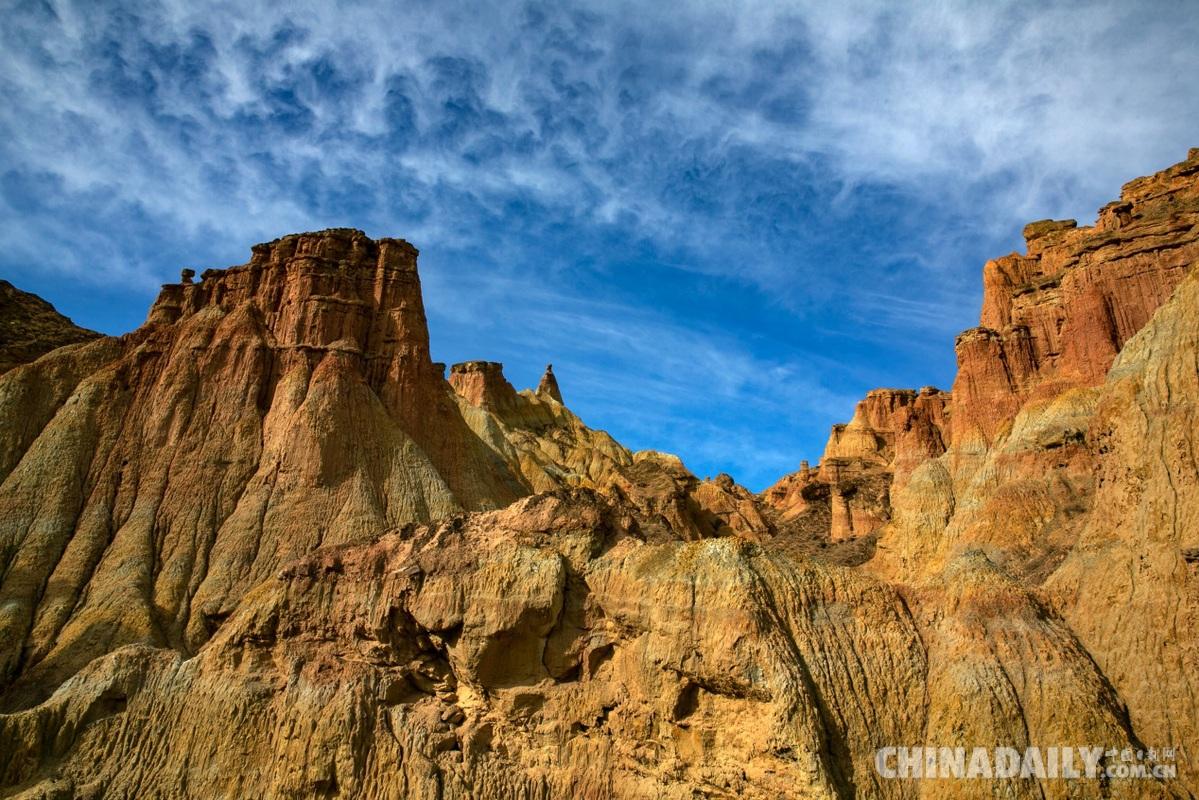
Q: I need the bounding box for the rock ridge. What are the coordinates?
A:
[0,280,99,374]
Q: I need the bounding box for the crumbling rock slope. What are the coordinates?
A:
[0,490,1165,799]
[2,151,1199,799]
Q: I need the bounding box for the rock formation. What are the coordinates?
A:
[951,148,1199,452]
[1,150,1198,798]
[0,280,98,375]
[870,149,1199,790]
[449,361,521,412]
[0,229,766,715]
[0,486,1168,799]
[762,386,949,548]
[536,363,563,403]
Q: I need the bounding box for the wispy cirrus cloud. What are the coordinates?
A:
[1,0,1196,488]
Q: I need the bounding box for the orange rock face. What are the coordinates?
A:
[870,151,1199,790]
[952,149,1199,449]
[0,229,767,714]
[0,230,490,707]
[448,361,520,412]
[0,490,1159,799]
[536,363,563,403]
[762,386,949,545]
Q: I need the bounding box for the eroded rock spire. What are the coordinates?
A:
[536,362,563,403]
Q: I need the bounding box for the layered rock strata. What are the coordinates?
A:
[536,363,563,403]
[762,387,949,544]
[951,147,1199,451]
[0,489,1168,799]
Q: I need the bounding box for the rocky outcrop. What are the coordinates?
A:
[874,150,1199,584]
[140,229,527,511]
[761,150,1199,791]
[0,230,482,709]
[951,148,1199,451]
[762,387,949,545]
[866,269,1199,788]
[449,361,520,412]
[869,151,1199,790]
[0,280,98,374]
[536,363,563,403]
[1044,268,1199,775]
[0,490,1165,799]
[770,148,1198,551]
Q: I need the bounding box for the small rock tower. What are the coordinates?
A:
[536,363,563,403]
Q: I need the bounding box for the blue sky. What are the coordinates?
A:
[2,0,1197,490]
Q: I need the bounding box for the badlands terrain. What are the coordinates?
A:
[0,150,1197,798]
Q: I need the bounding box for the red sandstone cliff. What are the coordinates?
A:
[762,386,949,547]
[952,147,1199,450]
[767,148,1199,552]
